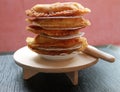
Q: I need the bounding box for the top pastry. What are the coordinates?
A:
[26,2,91,17]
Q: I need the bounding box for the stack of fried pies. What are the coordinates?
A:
[25,2,91,60]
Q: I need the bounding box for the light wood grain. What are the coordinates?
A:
[83,45,115,62]
[13,46,98,73]
[13,46,98,85]
[66,71,78,85]
[0,45,119,92]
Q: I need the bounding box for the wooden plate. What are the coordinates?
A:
[13,46,98,73]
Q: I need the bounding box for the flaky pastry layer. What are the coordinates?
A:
[26,35,86,48]
[26,36,88,55]
[28,45,80,55]
[26,25,81,36]
[26,2,91,17]
[26,17,90,29]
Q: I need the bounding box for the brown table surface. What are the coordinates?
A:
[0,45,120,92]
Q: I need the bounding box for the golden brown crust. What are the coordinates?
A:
[28,45,79,55]
[25,2,90,56]
[26,17,90,29]
[26,36,88,55]
[31,35,83,48]
[26,2,91,17]
[26,25,81,36]
[26,36,87,48]
[26,37,81,48]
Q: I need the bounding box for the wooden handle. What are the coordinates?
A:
[83,45,115,63]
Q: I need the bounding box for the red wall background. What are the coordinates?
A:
[0,0,120,52]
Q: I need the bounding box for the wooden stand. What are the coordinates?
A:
[13,46,98,85]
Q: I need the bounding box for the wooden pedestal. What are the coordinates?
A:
[13,46,98,85]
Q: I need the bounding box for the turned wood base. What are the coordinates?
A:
[13,46,98,85]
[23,68,79,85]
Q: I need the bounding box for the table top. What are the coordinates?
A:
[0,45,120,92]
